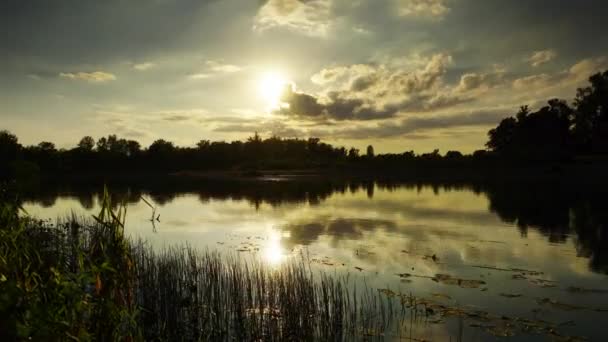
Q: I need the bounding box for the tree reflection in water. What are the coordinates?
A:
[20,177,608,274]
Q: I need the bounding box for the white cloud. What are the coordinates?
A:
[284,53,464,121]
[397,0,450,20]
[205,60,241,73]
[188,73,212,80]
[513,57,608,91]
[59,71,116,82]
[133,62,156,71]
[455,69,506,93]
[526,49,557,67]
[254,0,333,37]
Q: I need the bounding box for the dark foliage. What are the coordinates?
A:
[487,70,608,158]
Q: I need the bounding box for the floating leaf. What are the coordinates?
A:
[500,293,523,298]
[433,274,486,289]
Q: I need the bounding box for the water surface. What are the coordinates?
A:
[23,180,608,341]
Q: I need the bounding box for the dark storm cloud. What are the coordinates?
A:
[0,0,219,65]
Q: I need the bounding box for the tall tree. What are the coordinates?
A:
[573,71,608,153]
[366,145,375,158]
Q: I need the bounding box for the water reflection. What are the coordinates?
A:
[20,179,608,340]
[264,230,287,266]
[20,179,608,274]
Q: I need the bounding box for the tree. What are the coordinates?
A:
[487,117,517,154]
[148,139,175,155]
[196,140,210,150]
[486,99,572,159]
[126,140,141,157]
[347,147,359,159]
[366,145,375,158]
[0,130,20,159]
[573,70,608,153]
[516,105,530,123]
[96,137,109,152]
[0,130,20,178]
[78,136,95,152]
[247,132,262,144]
[37,141,56,153]
[445,150,463,159]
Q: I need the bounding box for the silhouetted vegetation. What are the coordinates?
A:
[487,70,608,159]
[0,185,412,340]
[2,70,607,183]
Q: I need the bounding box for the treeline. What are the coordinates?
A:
[0,131,491,181]
[487,70,608,159]
[1,70,607,180]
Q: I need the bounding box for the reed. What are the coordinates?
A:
[1,187,401,341]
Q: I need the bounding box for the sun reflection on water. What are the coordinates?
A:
[264,231,286,266]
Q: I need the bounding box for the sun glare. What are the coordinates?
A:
[259,72,287,109]
[264,231,286,266]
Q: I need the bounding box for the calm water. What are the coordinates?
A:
[23,179,608,341]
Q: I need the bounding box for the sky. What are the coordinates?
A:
[2,0,608,153]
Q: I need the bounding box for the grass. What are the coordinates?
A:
[0,186,401,341]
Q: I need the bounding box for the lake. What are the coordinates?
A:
[22,178,608,341]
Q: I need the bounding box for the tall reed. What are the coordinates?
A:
[1,187,401,341]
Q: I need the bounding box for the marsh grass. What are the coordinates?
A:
[1,187,404,341]
[0,187,139,341]
[131,244,399,341]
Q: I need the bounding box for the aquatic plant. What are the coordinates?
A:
[0,186,139,340]
[0,185,397,340]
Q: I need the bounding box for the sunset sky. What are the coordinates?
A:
[2,0,608,153]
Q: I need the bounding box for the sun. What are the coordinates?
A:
[258,72,288,109]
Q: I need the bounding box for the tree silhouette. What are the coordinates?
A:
[573,71,608,153]
[366,145,375,158]
[487,100,572,160]
[0,130,21,178]
[78,136,95,152]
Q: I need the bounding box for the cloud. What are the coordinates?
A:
[154,109,212,123]
[456,69,506,93]
[322,108,509,139]
[133,62,156,71]
[187,60,242,80]
[568,57,608,81]
[213,119,307,138]
[188,73,212,80]
[93,102,509,143]
[283,53,462,121]
[513,57,608,91]
[205,60,241,73]
[512,73,553,90]
[526,49,557,67]
[397,0,450,19]
[254,0,333,37]
[59,71,116,82]
[92,110,151,139]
